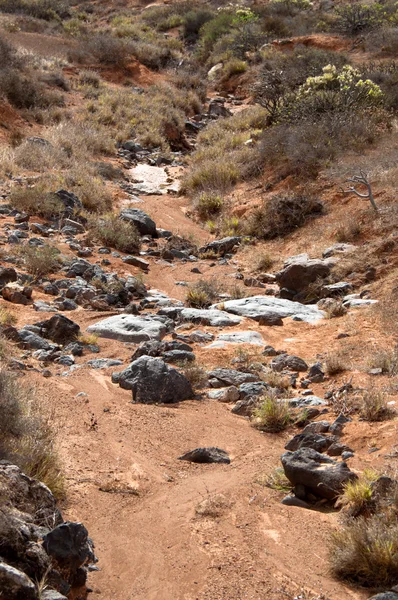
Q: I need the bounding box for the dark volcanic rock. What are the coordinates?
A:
[120,208,157,237]
[43,522,94,571]
[35,315,80,345]
[114,356,194,404]
[281,447,357,500]
[179,447,230,464]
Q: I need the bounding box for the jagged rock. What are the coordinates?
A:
[122,256,150,270]
[322,243,355,258]
[2,283,32,305]
[207,368,259,387]
[17,329,55,350]
[87,315,171,342]
[163,350,195,363]
[214,296,324,324]
[35,315,80,345]
[302,420,330,434]
[55,190,82,216]
[43,522,94,571]
[271,354,308,372]
[180,308,241,327]
[179,447,230,464]
[231,397,258,416]
[367,594,398,600]
[120,208,157,237]
[307,362,325,382]
[238,381,267,398]
[114,356,194,403]
[199,236,241,256]
[289,395,327,408]
[321,282,353,298]
[0,267,17,288]
[0,561,38,600]
[275,255,333,294]
[281,447,357,500]
[86,359,123,369]
[131,340,193,361]
[285,433,334,453]
[208,386,240,402]
[327,442,354,457]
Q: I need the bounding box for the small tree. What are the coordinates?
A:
[341,169,378,212]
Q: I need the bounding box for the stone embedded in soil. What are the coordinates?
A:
[198,236,241,257]
[270,354,308,372]
[207,331,264,347]
[288,395,327,408]
[275,254,333,294]
[179,447,230,464]
[35,314,80,345]
[179,308,242,327]
[212,296,325,324]
[208,386,240,402]
[129,164,180,195]
[281,447,357,500]
[2,282,32,305]
[114,356,194,403]
[207,368,259,387]
[285,433,334,453]
[122,256,150,270]
[87,314,171,342]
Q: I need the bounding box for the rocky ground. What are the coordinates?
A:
[0,3,398,600]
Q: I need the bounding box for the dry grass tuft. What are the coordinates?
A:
[89,214,141,253]
[257,466,291,492]
[0,369,64,498]
[195,493,230,518]
[325,350,350,376]
[253,393,291,433]
[360,388,394,422]
[18,245,61,279]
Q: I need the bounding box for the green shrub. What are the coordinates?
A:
[253,394,291,432]
[9,181,64,218]
[335,3,384,36]
[89,214,141,253]
[183,8,214,41]
[196,192,223,220]
[247,193,324,239]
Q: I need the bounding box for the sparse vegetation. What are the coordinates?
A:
[195,493,230,518]
[258,466,292,492]
[325,351,350,376]
[196,192,223,221]
[0,369,64,498]
[18,245,61,278]
[0,308,17,327]
[89,214,141,253]
[247,194,324,239]
[359,388,394,422]
[186,279,220,308]
[323,300,348,319]
[253,252,274,273]
[338,469,378,515]
[253,393,291,432]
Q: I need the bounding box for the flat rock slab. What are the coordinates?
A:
[179,447,230,464]
[87,315,170,342]
[206,331,264,348]
[180,308,241,327]
[289,395,327,408]
[213,296,324,324]
[129,164,180,195]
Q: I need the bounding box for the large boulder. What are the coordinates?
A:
[120,208,157,237]
[275,254,333,295]
[281,447,357,500]
[212,296,324,324]
[87,314,171,342]
[35,315,80,345]
[113,356,194,403]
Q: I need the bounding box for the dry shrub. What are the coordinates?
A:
[195,493,230,518]
[180,362,208,390]
[186,279,220,308]
[325,350,350,376]
[253,251,274,272]
[63,166,113,213]
[18,245,61,278]
[0,369,64,498]
[335,217,362,243]
[323,299,348,319]
[367,347,398,376]
[9,180,64,218]
[253,393,291,433]
[89,214,141,253]
[0,0,70,20]
[330,514,398,587]
[72,35,133,67]
[0,308,17,327]
[360,388,394,422]
[373,291,398,339]
[247,194,324,239]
